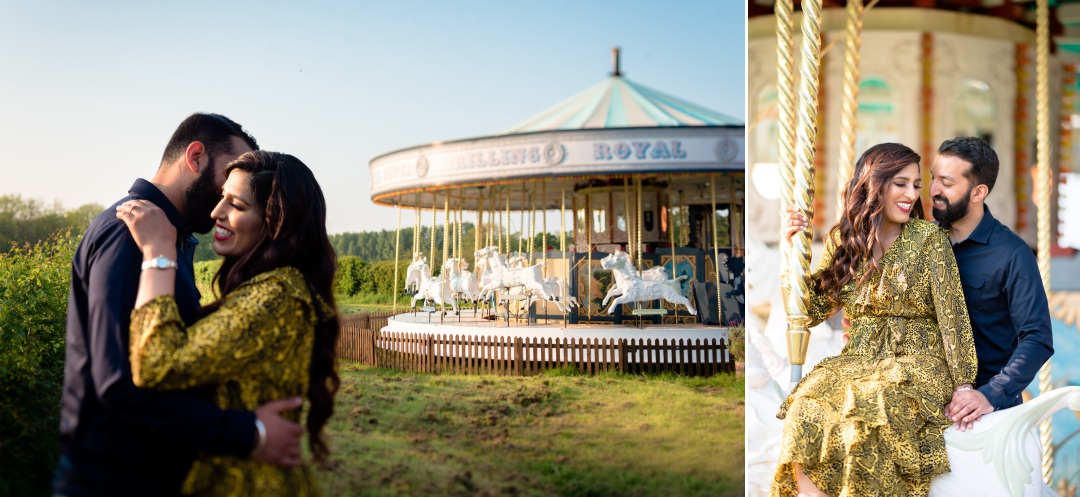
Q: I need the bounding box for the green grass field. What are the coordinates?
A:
[316,364,744,496]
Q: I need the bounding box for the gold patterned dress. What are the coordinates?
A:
[130,266,332,497]
[771,219,977,497]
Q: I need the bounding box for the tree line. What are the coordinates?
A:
[0,195,101,251]
[324,224,562,264]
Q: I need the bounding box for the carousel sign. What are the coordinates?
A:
[370,129,743,197]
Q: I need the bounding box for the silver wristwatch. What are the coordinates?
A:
[141,255,179,271]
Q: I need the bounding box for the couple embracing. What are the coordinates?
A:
[55,113,339,497]
[772,138,1054,496]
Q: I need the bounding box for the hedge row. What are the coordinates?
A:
[0,232,79,496]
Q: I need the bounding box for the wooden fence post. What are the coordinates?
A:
[513,337,523,376]
[618,339,627,374]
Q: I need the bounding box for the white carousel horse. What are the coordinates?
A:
[474,246,564,312]
[411,273,457,314]
[405,252,431,293]
[442,258,481,302]
[599,252,696,315]
[600,251,687,307]
[745,336,1079,497]
[540,276,579,310]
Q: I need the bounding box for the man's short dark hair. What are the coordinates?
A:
[937,136,999,193]
[160,113,259,166]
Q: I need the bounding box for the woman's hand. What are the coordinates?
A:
[116,200,177,259]
[783,205,810,246]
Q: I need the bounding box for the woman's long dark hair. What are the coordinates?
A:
[818,143,924,300]
[204,151,339,463]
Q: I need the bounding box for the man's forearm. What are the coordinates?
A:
[979,338,1054,410]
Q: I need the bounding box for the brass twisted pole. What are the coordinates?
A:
[561,186,568,327]
[775,0,797,314]
[443,197,450,270]
[837,0,863,217]
[630,177,639,273]
[430,196,437,274]
[712,175,722,323]
[505,188,511,256]
[542,182,548,275]
[1035,0,1054,485]
[786,0,823,385]
[394,204,401,313]
[414,193,421,257]
[586,189,593,319]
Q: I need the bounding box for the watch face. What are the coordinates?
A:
[156,258,168,269]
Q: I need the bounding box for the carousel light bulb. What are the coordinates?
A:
[751,161,782,200]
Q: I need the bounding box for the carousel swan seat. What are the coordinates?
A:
[745,339,1080,497]
[931,385,1080,497]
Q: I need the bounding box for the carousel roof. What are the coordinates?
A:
[502,74,741,134]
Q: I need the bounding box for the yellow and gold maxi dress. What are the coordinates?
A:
[129,266,332,497]
[772,219,977,497]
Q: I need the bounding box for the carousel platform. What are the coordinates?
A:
[383,310,728,343]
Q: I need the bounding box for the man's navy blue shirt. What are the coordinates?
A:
[951,206,1054,410]
[55,180,255,497]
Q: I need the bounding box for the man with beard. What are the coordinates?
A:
[55,114,304,497]
[931,136,1054,431]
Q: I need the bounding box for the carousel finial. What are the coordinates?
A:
[611,46,622,77]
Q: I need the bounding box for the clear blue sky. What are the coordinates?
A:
[0,0,744,233]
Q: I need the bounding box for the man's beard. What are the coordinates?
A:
[184,158,221,234]
[932,187,972,229]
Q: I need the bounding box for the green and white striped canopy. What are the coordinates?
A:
[503,75,740,133]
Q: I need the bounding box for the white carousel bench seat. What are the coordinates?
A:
[630,308,667,328]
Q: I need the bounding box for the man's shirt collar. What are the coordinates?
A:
[128,179,190,234]
[963,204,995,246]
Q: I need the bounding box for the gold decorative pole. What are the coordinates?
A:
[477,194,484,251]
[443,197,450,269]
[430,196,437,273]
[1035,0,1054,485]
[787,0,823,385]
[456,189,463,263]
[394,204,401,313]
[624,177,632,262]
[669,176,678,321]
[542,182,548,274]
[630,176,639,275]
[561,186,568,327]
[837,0,864,217]
[505,189,511,256]
[530,189,537,266]
[414,193,421,257]
[586,189,592,319]
[519,184,526,255]
[712,175,722,323]
[776,0,797,310]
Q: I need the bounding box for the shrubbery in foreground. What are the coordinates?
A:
[0,232,78,496]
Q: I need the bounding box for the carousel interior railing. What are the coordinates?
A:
[336,313,734,376]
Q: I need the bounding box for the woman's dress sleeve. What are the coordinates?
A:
[128,274,301,390]
[925,229,978,389]
[805,231,843,327]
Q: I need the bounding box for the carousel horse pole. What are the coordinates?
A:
[775,0,797,323]
[712,174,722,324]
[1034,0,1055,483]
[784,0,821,386]
[393,204,401,314]
[586,185,592,319]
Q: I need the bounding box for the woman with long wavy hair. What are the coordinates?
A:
[117,151,338,496]
[772,143,977,497]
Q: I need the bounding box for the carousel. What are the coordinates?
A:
[746,1,1080,496]
[365,49,743,363]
